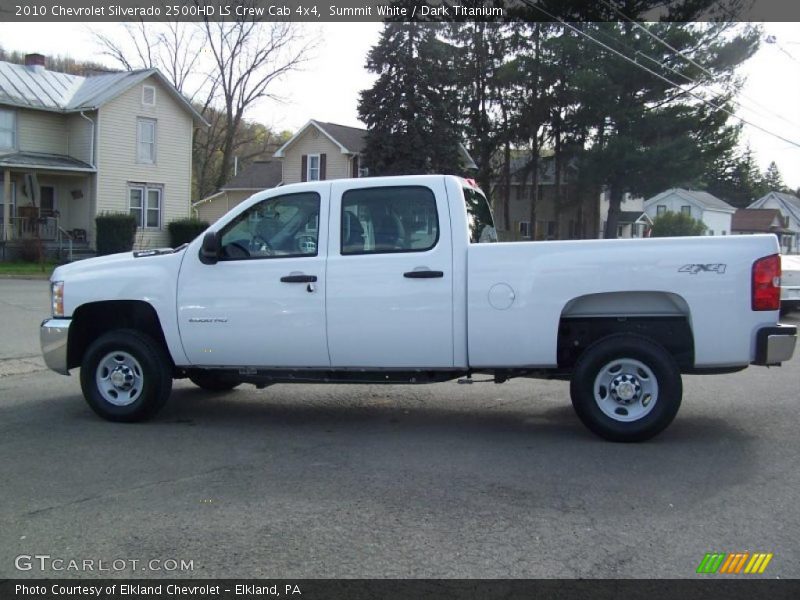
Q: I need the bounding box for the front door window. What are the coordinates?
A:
[219,192,321,260]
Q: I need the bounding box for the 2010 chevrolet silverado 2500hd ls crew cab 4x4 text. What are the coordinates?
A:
[40,175,797,441]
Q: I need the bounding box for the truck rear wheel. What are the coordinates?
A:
[80,329,172,422]
[188,371,241,392]
[569,334,682,442]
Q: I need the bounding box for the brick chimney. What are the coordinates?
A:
[24,53,46,68]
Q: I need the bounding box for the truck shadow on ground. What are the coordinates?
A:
[142,385,759,508]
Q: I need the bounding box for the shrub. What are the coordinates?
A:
[650,212,707,237]
[95,213,137,256]
[168,218,209,247]
[19,238,41,262]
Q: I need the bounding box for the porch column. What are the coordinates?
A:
[2,169,10,241]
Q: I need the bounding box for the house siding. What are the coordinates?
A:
[66,112,94,164]
[16,109,68,155]
[194,190,253,224]
[644,192,733,235]
[282,127,350,184]
[95,77,193,248]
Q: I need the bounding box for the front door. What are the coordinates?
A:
[325,179,454,368]
[177,189,330,367]
[40,186,56,217]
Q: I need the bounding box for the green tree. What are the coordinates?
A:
[358,23,464,176]
[650,212,708,237]
[763,161,787,192]
[704,145,768,207]
[570,21,758,238]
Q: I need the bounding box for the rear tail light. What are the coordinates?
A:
[752,254,781,311]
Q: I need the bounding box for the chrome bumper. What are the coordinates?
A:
[40,318,71,375]
[754,324,797,366]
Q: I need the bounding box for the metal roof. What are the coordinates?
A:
[0,151,95,172]
[749,191,800,226]
[645,188,736,213]
[0,61,207,124]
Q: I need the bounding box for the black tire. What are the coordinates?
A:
[188,371,241,392]
[570,334,682,442]
[80,329,172,422]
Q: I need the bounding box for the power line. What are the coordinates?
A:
[586,20,800,129]
[520,0,800,149]
[598,0,800,129]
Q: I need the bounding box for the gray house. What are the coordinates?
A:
[748,191,800,254]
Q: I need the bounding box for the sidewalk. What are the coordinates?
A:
[0,279,51,375]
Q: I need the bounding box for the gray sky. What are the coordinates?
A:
[0,21,798,189]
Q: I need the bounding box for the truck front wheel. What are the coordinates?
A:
[569,334,682,442]
[80,329,172,422]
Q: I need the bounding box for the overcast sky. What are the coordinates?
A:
[0,21,798,188]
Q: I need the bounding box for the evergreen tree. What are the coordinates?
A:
[763,161,787,192]
[358,23,463,176]
[704,145,768,207]
[569,21,758,237]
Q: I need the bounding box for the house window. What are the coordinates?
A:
[656,205,667,216]
[519,220,531,238]
[129,185,162,229]
[142,85,156,106]
[681,205,691,216]
[0,109,16,150]
[137,118,157,164]
[307,154,320,181]
[708,230,714,236]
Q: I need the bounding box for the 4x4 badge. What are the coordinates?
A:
[679,263,727,275]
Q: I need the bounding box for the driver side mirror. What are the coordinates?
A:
[199,231,221,265]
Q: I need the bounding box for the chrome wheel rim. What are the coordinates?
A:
[593,358,658,422]
[96,351,143,406]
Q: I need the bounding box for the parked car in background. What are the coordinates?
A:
[781,254,800,313]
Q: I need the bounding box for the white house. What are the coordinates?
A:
[747,191,800,254]
[0,53,206,258]
[644,188,736,236]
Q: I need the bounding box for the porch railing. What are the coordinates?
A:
[57,227,73,262]
[7,216,59,241]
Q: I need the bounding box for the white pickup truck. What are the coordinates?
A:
[41,175,796,442]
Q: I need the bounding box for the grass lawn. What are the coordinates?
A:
[0,261,58,277]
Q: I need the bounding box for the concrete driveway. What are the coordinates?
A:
[0,279,798,578]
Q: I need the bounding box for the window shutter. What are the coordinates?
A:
[352,156,359,178]
[320,154,327,180]
[301,155,308,182]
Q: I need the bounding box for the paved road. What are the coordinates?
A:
[0,280,798,578]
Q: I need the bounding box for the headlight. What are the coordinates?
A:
[51,281,64,317]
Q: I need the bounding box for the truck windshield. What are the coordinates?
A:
[463,186,497,244]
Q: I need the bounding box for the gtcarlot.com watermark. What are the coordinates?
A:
[15,554,194,573]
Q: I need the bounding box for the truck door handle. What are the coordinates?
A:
[280,274,317,283]
[404,270,444,279]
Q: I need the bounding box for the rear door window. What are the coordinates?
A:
[464,186,497,243]
[341,186,439,255]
